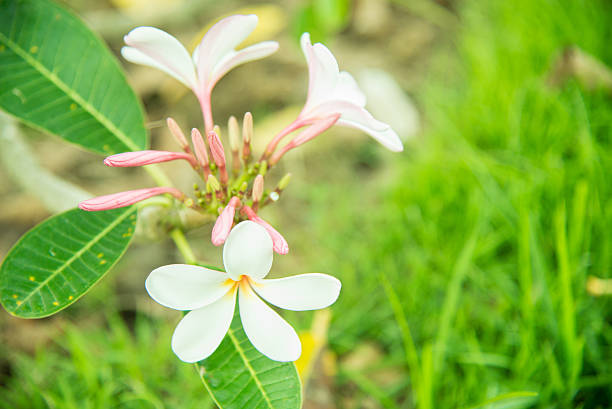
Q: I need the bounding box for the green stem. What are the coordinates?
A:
[169,229,197,264]
[143,164,174,187]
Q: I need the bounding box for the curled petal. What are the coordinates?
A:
[223,221,273,281]
[196,15,261,89]
[333,71,366,107]
[145,264,230,311]
[208,41,279,91]
[211,197,240,246]
[122,27,197,90]
[104,150,197,168]
[300,33,340,111]
[241,206,289,255]
[251,273,341,311]
[239,283,300,361]
[171,288,236,363]
[78,187,183,211]
[308,100,403,152]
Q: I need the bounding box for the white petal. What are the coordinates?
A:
[223,221,273,281]
[306,100,404,151]
[208,41,279,90]
[196,15,258,87]
[338,116,404,152]
[171,289,236,363]
[251,273,341,311]
[301,33,339,111]
[122,27,197,89]
[145,264,231,310]
[333,71,367,107]
[239,284,301,361]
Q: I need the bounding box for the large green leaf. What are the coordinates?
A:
[196,310,303,409]
[0,207,137,318]
[0,0,146,154]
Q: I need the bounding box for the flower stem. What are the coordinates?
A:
[143,164,173,187]
[261,119,306,160]
[169,228,197,264]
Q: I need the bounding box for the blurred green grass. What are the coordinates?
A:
[2,0,611,408]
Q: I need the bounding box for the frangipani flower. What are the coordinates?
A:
[146,221,341,362]
[263,33,403,158]
[298,33,403,152]
[121,15,279,131]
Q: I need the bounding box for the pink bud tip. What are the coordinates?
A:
[211,197,241,246]
[167,117,190,150]
[104,150,197,168]
[207,130,226,168]
[78,187,183,211]
[191,128,209,169]
[241,206,289,254]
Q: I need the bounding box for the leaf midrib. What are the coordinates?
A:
[0,31,140,152]
[13,207,135,311]
[226,327,275,409]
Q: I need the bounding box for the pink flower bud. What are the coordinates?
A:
[166,117,190,152]
[104,150,197,168]
[252,174,264,203]
[211,197,241,246]
[191,128,211,177]
[206,130,226,168]
[79,187,183,211]
[241,205,289,254]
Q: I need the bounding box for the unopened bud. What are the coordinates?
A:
[191,128,210,175]
[207,131,226,167]
[206,174,221,192]
[239,181,248,193]
[228,116,240,153]
[252,175,264,203]
[211,197,241,246]
[167,117,191,153]
[278,173,292,191]
[259,161,268,176]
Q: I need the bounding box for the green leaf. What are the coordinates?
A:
[0,207,138,318]
[196,309,302,409]
[0,0,147,154]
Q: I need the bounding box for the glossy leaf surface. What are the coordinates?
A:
[0,0,147,154]
[196,309,302,409]
[0,207,137,318]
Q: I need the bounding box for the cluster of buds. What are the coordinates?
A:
[79,14,402,253]
[79,112,292,254]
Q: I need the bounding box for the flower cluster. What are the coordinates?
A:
[79,14,402,362]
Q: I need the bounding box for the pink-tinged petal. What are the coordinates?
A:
[288,114,340,148]
[146,264,230,310]
[223,221,273,281]
[104,150,197,168]
[211,197,240,247]
[300,33,340,112]
[241,206,289,255]
[171,288,236,363]
[208,41,279,90]
[251,273,341,311]
[122,27,197,90]
[239,283,300,361]
[196,15,258,88]
[78,187,183,211]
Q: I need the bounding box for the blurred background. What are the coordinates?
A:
[1,0,611,408]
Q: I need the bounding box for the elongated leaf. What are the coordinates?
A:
[0,0,146,154]
[196,310,302,409]
[0,207,138,318]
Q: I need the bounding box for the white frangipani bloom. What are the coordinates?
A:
[146,221,341,363]
[121,15,278,131]
[297,33,403,152]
